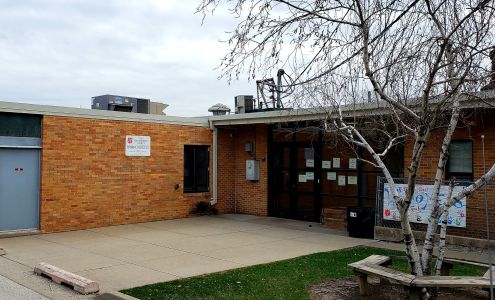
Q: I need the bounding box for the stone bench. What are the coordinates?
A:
[34,262,99,294]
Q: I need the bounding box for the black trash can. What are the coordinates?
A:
[347,206,375,239]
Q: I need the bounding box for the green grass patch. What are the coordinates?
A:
[122,247,486,300]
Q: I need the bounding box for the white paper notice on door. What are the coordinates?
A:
[333,158,341,168]
[306,172,314,180]
[327,172,336,180]
[306,159,315,167]
[322,160,331,169]
[338,175,346,186]
[349,158,357,169]
[348,176,357,185]
[298,174,307,183]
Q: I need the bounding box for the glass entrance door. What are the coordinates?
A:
[271,145,292,218]
[271,143,320,221]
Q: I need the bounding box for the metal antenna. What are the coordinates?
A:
[276,69,285,108]
[482,134,494,300]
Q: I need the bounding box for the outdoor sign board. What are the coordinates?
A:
[125,136,151,157]
[383,184,467,227]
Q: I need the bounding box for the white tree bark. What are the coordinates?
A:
[447,163,495,207]
[421,97,460,275]
[433,164,495,275]
[334,113,424,276]
[435,180,454,276]
[198,0,495,288]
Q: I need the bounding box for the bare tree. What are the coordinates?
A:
[199,0,495,294]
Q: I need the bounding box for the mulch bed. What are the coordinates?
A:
[310,277,488,300]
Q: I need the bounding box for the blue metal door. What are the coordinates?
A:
[0,148,40,231]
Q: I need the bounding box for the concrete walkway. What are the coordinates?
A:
[0,214,374,299]
[0,274,48,300]
[372,240,493,264]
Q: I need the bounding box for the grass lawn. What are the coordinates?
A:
[121,247,486,300]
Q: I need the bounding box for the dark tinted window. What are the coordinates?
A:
[447,141,473,182]
[184,145,210,192]
[0,113,41,137]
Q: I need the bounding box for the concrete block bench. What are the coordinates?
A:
[34,262,99,294]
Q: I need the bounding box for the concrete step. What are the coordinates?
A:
[321,207,347,219]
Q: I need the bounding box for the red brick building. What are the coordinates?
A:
[0,92,495,245]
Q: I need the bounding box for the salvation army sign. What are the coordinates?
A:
[125,136,151,157]
[383,184,467,228]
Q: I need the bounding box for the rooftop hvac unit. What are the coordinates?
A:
[91,95,150,114]
[136,98,150,114]
[235,95,254,114]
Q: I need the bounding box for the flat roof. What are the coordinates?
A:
[0,100,209,127]
[1,90,494,128]
[210,90,495,126]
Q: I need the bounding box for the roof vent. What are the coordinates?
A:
[208,103,231,116]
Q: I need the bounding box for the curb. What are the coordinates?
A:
[95,291,139,300]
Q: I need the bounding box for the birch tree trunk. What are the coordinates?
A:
[433,180,454,277]
[337,116,426,276]
[398,129,430,276]
[436,164,495,274]
[400,210,424,276]
[421,99,460,275]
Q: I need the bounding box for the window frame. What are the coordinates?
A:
[446,140,473,182]
[183,145,210,193]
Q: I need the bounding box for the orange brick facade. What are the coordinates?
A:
[35,111,495,238]
[40,116,212,232]
[404,112,495,239]
[216,125,269,216]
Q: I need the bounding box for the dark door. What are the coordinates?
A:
[271,143,320,221]
[271,145,292,218]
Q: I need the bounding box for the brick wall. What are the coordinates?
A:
[40,115,212,232]
[216,128,236,214]
[404,111,495,239]
[216,124,269,216]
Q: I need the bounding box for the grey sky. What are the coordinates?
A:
[0,0,254,116]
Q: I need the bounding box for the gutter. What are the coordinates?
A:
[209,119,218,206]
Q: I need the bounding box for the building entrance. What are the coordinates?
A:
[268,124,403,223]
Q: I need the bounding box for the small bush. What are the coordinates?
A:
[192,201,218,215]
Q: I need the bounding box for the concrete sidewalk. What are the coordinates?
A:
[0,274,48,300]
[371,240,493,264]
[0,214,374,299]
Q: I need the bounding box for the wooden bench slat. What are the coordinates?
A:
[349,255,493,298]
[348,255,391,268]
[412,276,491,288]
[352,263,416,286]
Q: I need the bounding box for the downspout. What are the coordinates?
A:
[209,119,218,206]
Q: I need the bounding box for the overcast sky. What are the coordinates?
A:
[0,0,254,116]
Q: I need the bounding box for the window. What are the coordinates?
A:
[184,145,210,193]
[446,140,473,182]
[0,113,41,137]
